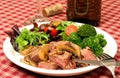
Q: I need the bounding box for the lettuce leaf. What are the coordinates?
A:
[15,28,49,50]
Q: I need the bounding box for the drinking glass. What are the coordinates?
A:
[35,0,49,22]
[24,0,49,25]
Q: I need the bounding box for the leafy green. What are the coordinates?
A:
[77,24,97,37]
[61,21,73,26]
[79,34,107,56]
[95,34,107,47]
[15,28,49,50]
[56,21,73,31]
[57,21,79,41]
[59,32,68,40]
[65,32,82,45]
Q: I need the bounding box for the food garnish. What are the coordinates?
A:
[5,25,20,51]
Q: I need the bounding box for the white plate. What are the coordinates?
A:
[3,22,117,76]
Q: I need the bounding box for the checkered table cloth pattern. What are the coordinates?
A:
[0,0,120,78]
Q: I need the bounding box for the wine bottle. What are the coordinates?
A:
[67,0,101,26]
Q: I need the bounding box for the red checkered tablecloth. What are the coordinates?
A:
[0,0,120,78]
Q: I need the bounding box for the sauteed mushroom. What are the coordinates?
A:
[70,42,81,58]
[38,44,50,61]
[56,41,81,58]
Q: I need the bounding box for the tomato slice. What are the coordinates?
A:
[65,25,78,36]
[44,26,58,37]
[50,28,58,37]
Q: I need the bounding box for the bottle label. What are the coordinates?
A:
[74,0,89,15]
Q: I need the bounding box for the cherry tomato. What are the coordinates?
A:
[65,25,78,36]
[44,26,58,37]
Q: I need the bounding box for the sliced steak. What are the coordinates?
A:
[29,46,41,62]
[49,41,81,57]
[81,47,97,60]
[49,41,69,54]
[49,51,72,69]
[38,60,58,70]
[63,59,76,70]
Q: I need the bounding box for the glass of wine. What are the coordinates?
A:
[24,0,49,25]
[35,0,49,22]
